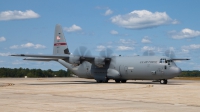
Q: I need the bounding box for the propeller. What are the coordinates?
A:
[143,50,155,56]
[73,46,92,57]
[99,48,113,58]
[96,48,114,68]
[164,49,175,58]
[73,46,92,64]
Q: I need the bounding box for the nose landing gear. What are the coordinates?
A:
[160,79,168,84]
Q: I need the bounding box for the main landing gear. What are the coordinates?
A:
[96,79,109,83]
[115,80,127,83]
[160,79,168,84]
[96,79,127,83]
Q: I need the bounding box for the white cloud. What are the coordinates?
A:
[182,44,200,50]
[116,39,136,51]
[96,45,106,51]
[0,10,39,21]
[180,44,200,54]
[34,44,46,49]
[169,28,200,39]
[181,49,189,53]
[110,30,118,35]
[141,37,151,43]
[119,39,136,45]
[117,46,134,51]
[10,45,18,49]
[111,10,177,29]
[0,37,6,42]
[105,9,113,16]
[142,46,155,51]
[10,42,46,49]
[64,24,82,32]
[0,52,10,56]
[96,45,114,51]
[96,39,136,52]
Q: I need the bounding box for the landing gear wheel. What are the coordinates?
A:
[96,80,102,83]
[121,80,127,83]
[103,79,108,83]
[115,80,120,83]
[160,79,168,84]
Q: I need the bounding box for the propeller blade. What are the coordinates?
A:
[73,49,80,56]
[100,48,113,58]
[165,49,175,58]
[143,50,155,56]
[73,46,92,57]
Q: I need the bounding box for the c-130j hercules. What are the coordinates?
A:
[11,24,189,84]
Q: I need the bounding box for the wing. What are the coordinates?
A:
[11,54,96,63]
[166,58,190,61]
[171,58,190,61]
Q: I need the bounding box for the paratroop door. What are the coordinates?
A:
[119,65,125,75]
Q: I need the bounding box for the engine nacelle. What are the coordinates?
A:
[69,56,80,64]
[107,68,120,79]
[94,57,105,67]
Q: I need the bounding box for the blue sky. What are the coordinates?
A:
[0,0,200,70]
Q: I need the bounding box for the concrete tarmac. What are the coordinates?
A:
[0,78,200,112]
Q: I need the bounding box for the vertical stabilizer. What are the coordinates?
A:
[53,24,70,55]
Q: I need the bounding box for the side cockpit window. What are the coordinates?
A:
[167,60,173,65]
[160,58,167,63]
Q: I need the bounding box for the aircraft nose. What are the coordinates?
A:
[171,67,182,76]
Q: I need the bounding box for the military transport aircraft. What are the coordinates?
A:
[11,24,189,84]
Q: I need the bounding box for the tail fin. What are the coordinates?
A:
[53,24,70,55]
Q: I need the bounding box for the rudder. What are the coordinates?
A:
[53,24,70,55]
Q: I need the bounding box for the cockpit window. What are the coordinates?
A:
[167,60,173,65]
[160,58,167,63]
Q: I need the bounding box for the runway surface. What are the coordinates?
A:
[0,78,200,112]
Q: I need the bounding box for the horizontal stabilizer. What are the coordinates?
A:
[23,58,58,61]
[11,54,95,63]
[11,54,70,59]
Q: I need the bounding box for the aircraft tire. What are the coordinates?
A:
[121,80,127,83]
[160,79,168,84]
[164,79,168,84]
[103,79,108,83]
[96,80,102,83]
[115,80,120,83]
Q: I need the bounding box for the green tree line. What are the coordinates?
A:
[0,67,72,77]
[0,67,200,77]
[178,71,200,77]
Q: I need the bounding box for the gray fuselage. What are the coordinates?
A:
[71,56,181,81]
